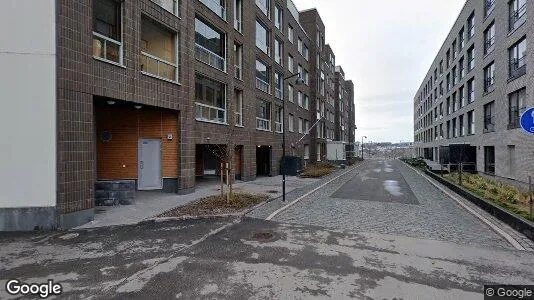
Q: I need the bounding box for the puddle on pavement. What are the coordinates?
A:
[383,180,403,196]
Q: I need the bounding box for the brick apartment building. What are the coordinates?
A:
[413,0,533,183]
[0,0,356,231]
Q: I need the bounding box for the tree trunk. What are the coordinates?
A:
[220,162,224,197]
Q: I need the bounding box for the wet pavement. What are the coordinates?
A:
[1,217,533,299]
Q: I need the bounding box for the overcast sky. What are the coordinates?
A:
[292,0,466,143]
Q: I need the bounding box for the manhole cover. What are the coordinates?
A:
[251,231,277,242]
[266,190,279,194]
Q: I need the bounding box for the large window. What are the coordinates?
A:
[93,0,122,64]
[288,55,294,73]
[484,62,495,92]
[256,0,269,17]
[256,60,270,93]
[140,18,178,82]
[459,115,465,136]
[199,0,226,20]
[234,42,242,79]
[467,12,475,39]
[152,0,178,15]
[288,114,294,132]
[195,74,226,124]
[484,146,495,174]
[288,25,294,43]
[234,0,243,32]
[275,106,283,133]
[459,27,465,50]
[256,20,269,54]
[288,84,294,102]
[467,46,475,71]
[467,110,475,135]
[508,88,526,129]
[256,100,271,131]
[484,101,495,133]
[459,57,465,79]
[509,0,527,31]
[234,89,243,126]
[195,17,225,71]
[274,5,283,30]
[467,78,475,103]
[274,72,283,99]
[275,38,283,65]
[484,22,495,55]
[509,37,527,79]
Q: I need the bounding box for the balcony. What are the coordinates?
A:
[256,78,270,94]
[196,102,226,124]
[92,32,122,65]
[509,3,527,31]
[509,57,526,79]
[195,43,226,72]
[199,0,226,20]
[140,51,177,82]
[256,117,271,131]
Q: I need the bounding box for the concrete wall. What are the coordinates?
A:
[0,0,56,209]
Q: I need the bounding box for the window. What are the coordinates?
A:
[452,92,458,112]
[256,0,269,17]
[446,120,451,139]
[484,101,495,133]
[303,94,309,110]
[484,146,495,174]
[446,73,451,91]
[509,0,527,31]
[288,114,294,132]
[234,42,242,79]
[452,40,457,59]
[303,69,309,85]
[274,5,282,30]
[152,0,178,15]
[195,74,226,124]
[298,38,303,54]
[459,85,465,107]
[256,20,269,54]
[274,72,283,99]
[484,22,495,55]
[467,46,475,71]
[141,18,178,81]
[275,106,283,133]
[439,102,443,118]
[195,17,225,71]
[452,118,457,138]
[467,110,475,135]
[452,66,457,85]
[446,49,451,68]
[93,0,123,64]
[304,119,310,134]
[256,99,271,131]
[484,62,495,92]
[459,57,465,79]
[303,44,309,60]
[467,12,475,39]
[297,91,303,107]
[509,37,527,79]
[199,0,226,20]
[459,115,465,136]
[234,0,243,32]
[459,27,465,50]
[508,88,526,129]
[304,144,310,159]
[446,97,451,115]
[288,25,294,43]
[485,0,495,16]
[288,84,294,102]
[287,55,294,73]
[439,60,443,75]
[467,78,475,103]
[234,89,243,126]
[298,117,303,133]
[274,38,283,65]
[256,60,270,93]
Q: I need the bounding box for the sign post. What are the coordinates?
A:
[520,108,534,134]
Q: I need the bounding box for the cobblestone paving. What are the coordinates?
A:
[250,159,513,250]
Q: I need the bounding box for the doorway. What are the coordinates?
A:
[256,146,271,176]
[138,139,162,190]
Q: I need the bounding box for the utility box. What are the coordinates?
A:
[326,141,346,161]
[280,156,303,176]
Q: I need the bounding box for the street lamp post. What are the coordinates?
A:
[361,136,367,159]
[282,73,304,202]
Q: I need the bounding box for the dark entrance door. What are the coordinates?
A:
[256,146,271,176]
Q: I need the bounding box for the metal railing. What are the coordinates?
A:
[509,3,527,30]
[256,117,271,131]
[195,102,226,124]
[199,0,226,20]
[92,32,122,64]
[195,43,226,72]
[140,51,177,82]
[256,78,270,94]
[485,36,495,54]
[510,56,526,78]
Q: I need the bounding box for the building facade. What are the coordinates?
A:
[0,0,356,231]
[413,0,533,183]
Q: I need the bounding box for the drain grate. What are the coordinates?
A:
[266,190,279,194]
[251,231,276,242]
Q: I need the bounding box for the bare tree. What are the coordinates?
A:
[207,124,238,203]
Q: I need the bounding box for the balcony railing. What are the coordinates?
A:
[484,78,495,92]
[275,87,283,99]
[195,102,226,124]
[256,78,270,94]
[195,44,226,72]
[199,0,226,20]
[140,51,177,82]
[256,117,271,131]
[92,32,122,64]
[508,108,520,129]
[274,121,283,133]
[485,36,495,54]
[509,56,526,79]
[509,3,527,30]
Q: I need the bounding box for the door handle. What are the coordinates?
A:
[140,161,144,169]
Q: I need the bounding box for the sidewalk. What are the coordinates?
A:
[75,176,319,229]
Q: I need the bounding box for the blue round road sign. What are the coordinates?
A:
[520,108,534,134]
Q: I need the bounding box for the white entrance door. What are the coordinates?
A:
[138,139,162,190]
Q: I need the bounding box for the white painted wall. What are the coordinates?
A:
[0,0,56,207]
